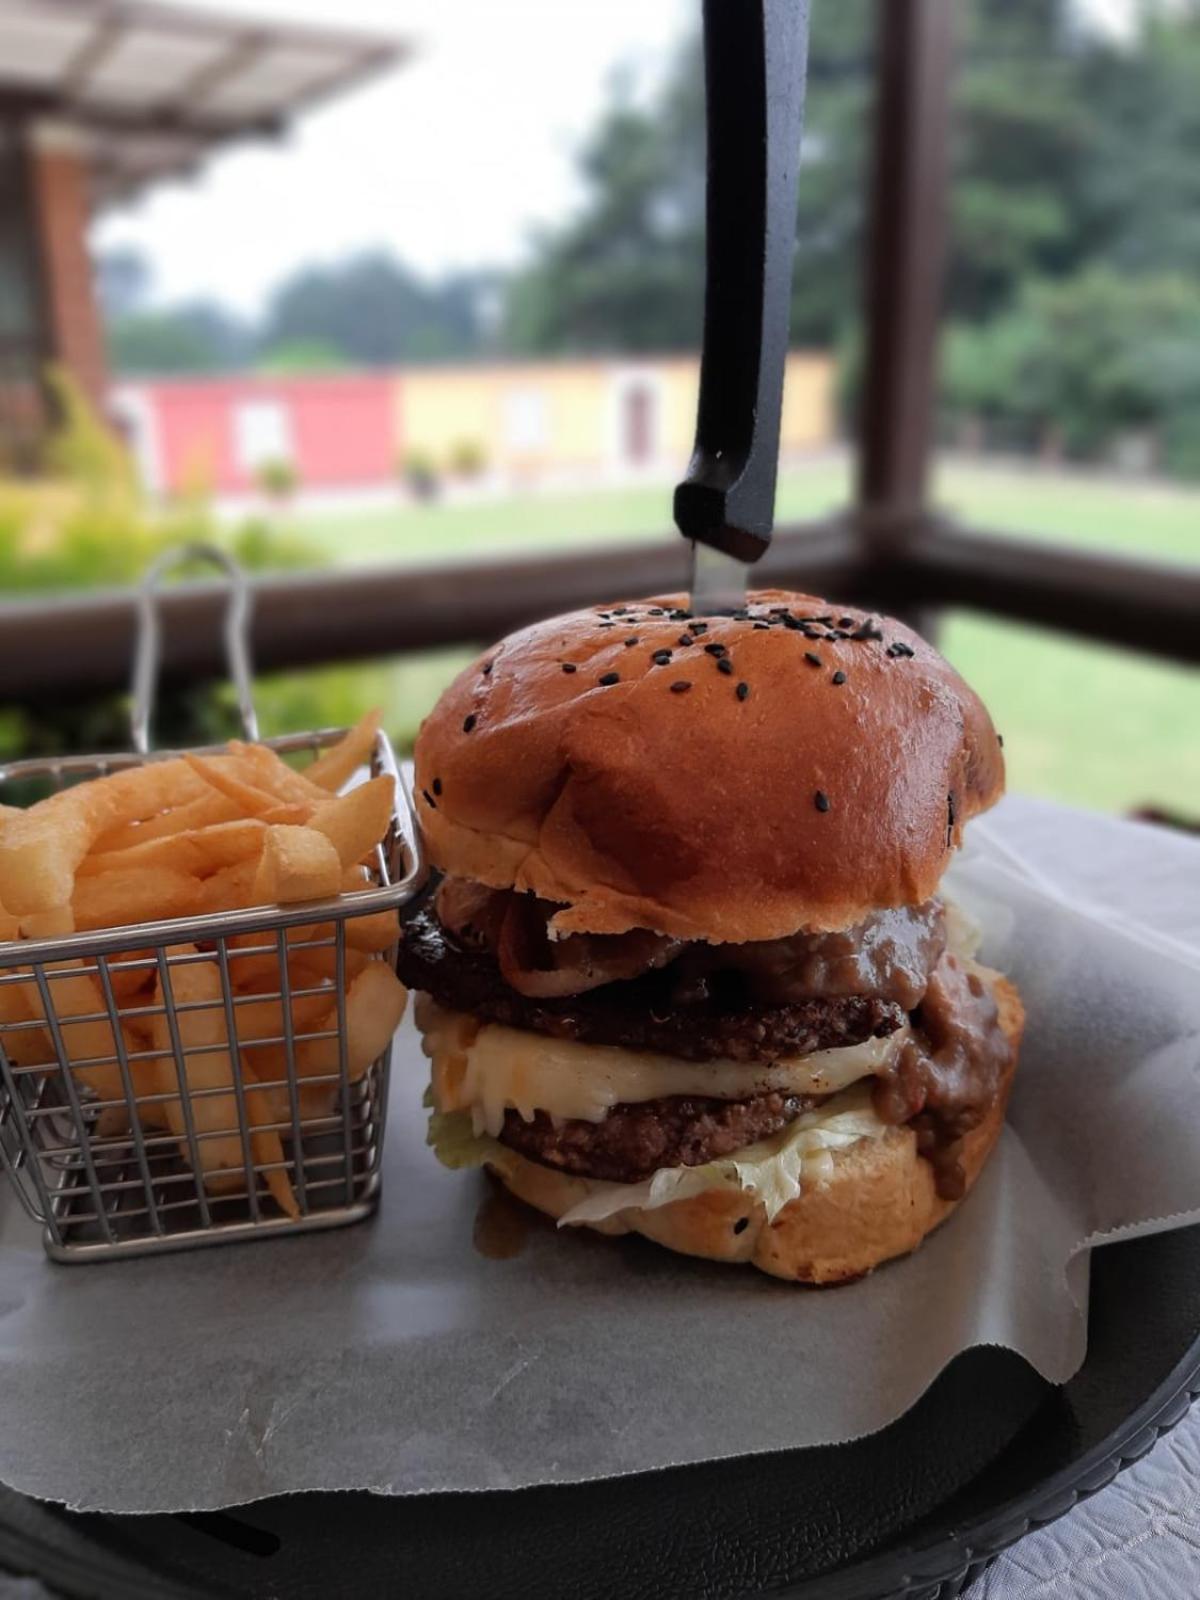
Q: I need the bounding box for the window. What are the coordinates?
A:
[232,398,292,472]
[503,389,547,452]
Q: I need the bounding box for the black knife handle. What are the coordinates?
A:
[674,0,809,563]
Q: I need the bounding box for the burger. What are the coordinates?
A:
[399,590,1023,1283]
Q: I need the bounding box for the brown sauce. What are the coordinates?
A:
[434,875,945,1011]
[873,953,1012,1199]
[472,1178,538,1259]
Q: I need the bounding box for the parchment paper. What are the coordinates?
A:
[0,797,1197,1514]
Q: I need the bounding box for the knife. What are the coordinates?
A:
[674,0,810,614]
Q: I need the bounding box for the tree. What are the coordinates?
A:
[259,253,489,366]
[96,246,153,318]
[107,301,251,375]
[256,339,348,375]
[941,270,1200,466]
[503,0,1200,355]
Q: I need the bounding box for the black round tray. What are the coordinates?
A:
[2,1225,1198,1600]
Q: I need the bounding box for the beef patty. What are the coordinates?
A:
[399,903,905,1064]
[498,1090,820,1184]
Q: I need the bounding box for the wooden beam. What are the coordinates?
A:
[0,520,861,704]
[60,10,125,97]
[856,0,955,550]
[892,522,1200,664]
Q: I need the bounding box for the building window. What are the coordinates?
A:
[232,399,293,472]
[504,389,547,451]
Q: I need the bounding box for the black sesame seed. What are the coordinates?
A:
[703,642,727,656]
[733,1217,749,1235]
[648,607,665,616]
[422,789,436,809]
[832,670,847,686]
[804,651,823,668]
[561,662,577,674]
[598,672,620,687]
[886,640,915,659]
[432,777,443,796]
[839,616,854,628]
[624,636,639,647]
[736,681,750,701]
[753,621,770,631]
[997,733,1005,748]
[678,634,694,648]
[814,790,831,813]
[670,680,692,694]
[716,657,734,676]
[652,649,672,665]
[598,621,616,629]
[947,791,957,846]
[481,660,493,676]
[690,620,709,634]
[851,620,883,642]
[462,714,476,733]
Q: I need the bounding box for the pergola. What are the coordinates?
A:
[0,0,404,464]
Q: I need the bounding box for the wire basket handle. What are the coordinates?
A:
[131,544,260,755]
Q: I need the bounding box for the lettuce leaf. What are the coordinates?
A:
[426,1079,888,1227]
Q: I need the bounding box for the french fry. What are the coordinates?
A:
[150,946,297,1215]
[106,950,158,1004]
[220,742,328,807]
[79,818,268,880]
[0,760,210,914]
[305,710,382,793]
[198,858,259,913]
[309,776,394,870]
[92,790,242,853]
[345,909,400,953]
[0,979,54,1070]
[73,867,203,932]
[254,826,342,904]
[20,965,130,1105]
[273,962,407,1085]
[19,905,75,939]
[181,753,281,817]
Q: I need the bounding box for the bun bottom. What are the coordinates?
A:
[487,978,1024,1284]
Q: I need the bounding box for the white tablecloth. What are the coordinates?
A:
[2,796,1198,1600]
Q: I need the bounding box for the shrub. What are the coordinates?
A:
[448,438,488,479]
[255,456,299,500]
[399,447,440,500]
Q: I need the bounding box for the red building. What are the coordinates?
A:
[114,375,398,497]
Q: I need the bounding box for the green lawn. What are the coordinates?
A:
[269,459,1198,816]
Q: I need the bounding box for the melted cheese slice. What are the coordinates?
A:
[415,996,905,1138]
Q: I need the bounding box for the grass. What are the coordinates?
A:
[289,460,852,568]
[282,458,1198,816]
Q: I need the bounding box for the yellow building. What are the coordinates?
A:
[395,353,833,486]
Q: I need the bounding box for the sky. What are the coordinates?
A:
[92,0,692,315]
[90,0,1150,319]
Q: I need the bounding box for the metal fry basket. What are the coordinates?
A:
[0,546,425,1262]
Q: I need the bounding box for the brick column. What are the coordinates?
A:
[26,124,109,415]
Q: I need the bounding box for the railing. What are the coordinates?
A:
[2,513,1195,711]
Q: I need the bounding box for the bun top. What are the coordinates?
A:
[413,590,1005,942]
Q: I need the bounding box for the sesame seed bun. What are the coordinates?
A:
[485,976,1023,1284]
[414,591,1005,942]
